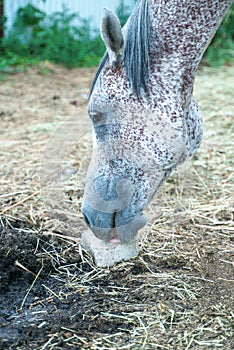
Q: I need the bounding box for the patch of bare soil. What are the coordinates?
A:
[0,64,233,349]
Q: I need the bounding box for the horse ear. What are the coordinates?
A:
[101,7,124,63]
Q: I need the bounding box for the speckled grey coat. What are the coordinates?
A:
[82,0,232,244]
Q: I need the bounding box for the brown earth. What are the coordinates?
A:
[0,63,233,349]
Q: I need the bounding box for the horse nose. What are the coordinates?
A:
[81,202,146,243]
[81,203,114,242]
[82,212,91,226]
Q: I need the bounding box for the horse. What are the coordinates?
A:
[81,0,232,244]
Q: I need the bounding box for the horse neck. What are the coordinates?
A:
[149,0,232,107]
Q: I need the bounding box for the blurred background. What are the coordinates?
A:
[0,0,233,75]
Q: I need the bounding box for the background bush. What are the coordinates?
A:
[203,3,234,66]
[0,4,105,70]
[0,1,233,72]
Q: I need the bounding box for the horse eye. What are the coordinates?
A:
[89,111,105,124]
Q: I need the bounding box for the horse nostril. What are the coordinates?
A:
[83,213,90,227]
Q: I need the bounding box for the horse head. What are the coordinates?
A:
[81,0,231,244]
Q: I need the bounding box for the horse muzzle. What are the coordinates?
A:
[81,202,146,243]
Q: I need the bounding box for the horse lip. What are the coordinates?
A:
[114,213,146,244]
[108,228,121,243]
[109,233,121,244]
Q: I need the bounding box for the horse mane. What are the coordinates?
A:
[89,51,109,99]
[124,0,151,97]
[89,0,151,98]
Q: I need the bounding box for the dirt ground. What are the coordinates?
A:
[0,63,233,350]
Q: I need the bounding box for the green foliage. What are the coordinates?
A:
[0,4,105,71]
[15,4,46,28]
[204,3,234,66]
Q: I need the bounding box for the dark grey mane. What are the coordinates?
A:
[89,0,151,98]
[124,0,151,97]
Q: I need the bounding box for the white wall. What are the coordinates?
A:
[4,0,135,31]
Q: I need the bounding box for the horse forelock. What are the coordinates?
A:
[89,0,151,100]
[124,0,151,97]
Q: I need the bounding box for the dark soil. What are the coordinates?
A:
[1,219,234,350]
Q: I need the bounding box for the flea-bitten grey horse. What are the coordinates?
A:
[82,0,232,244]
